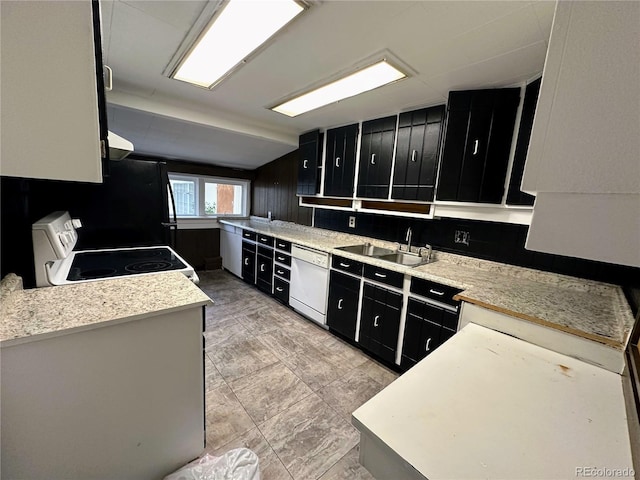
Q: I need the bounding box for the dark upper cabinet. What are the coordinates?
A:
[297,130,322,196]
[323,123,359,198]
[506,78,541,206]
[326,270,361,341]
[356,116,397,199]
[392,105,445,201]
[437,88,520,203]
[359,284,402,364]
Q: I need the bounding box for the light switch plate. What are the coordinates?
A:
[349,216,356,228]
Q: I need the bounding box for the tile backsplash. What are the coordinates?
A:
[314,210,640,287]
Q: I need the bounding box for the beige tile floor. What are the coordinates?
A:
[198,270,400,480]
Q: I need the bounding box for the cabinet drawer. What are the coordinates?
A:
[273,277,289,304]
[363,264,403,289]
[258,245,274,258]
[242,230,256,241]
[410,277,462,308]
[257,234,274,246]
[331,255,363,276]
[275,239,292,252]
[274,252,291,266]
[242,241,256,253]
[274,265,290,281]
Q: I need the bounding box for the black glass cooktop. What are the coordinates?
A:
[66,247,187,281]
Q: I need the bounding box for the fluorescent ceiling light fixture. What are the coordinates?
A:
[272,60,407,117]
[172,0,304,88]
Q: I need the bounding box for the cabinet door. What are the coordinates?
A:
[297,130,321,196]
[359,284,401,364]
[392,106,445,201]
[357,116,397,199]
[323,124,359,197]
[506,78,540,206]
[437,89,520,203]
[326,270,360,341]
[241,247,255,284]
[256,253,273,294]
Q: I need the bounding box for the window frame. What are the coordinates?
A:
[168,173,250,218]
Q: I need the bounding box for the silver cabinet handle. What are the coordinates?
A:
[335,157,340,167]
[374,272,387,278]
[260,237,267,242]
[277,256,285,261]
[472,139,479,155]
[374,315,380,327]
[260,264,265,272]
[426,337,432,351]
[303,159,308,169]
[371,153,376,165]
[276,287,284,292]
[276,269,284,275]
[429,289,445,296]
[278,243,285,248]
[338,299,343,310]
[244,258,249,266]
[339,262,350,268]
[411,149,417,162]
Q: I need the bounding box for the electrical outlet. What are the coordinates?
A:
[455,230,470,246]
[348,216,356,228]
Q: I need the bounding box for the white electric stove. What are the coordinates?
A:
[32,211,198,287]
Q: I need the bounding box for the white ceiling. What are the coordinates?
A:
[102,0,555,170]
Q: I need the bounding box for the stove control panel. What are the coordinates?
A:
[32,211,80,260]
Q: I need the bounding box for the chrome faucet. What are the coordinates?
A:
[405,227,412,252]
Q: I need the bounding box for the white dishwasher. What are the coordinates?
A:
[290,244,329,327]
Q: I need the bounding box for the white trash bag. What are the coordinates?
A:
[164,448,260,480]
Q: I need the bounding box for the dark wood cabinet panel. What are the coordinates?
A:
[437,88,520,203]
[392,105,445,201]
[323,124,359,198]
[400,298,459,371]
[273,276,290,304]
[241,241,256,284]
[331,255,363,276]
[297,130,322,196]
[327,270,361,341]
[357,116,397,199]
[256,251,273,294]
[507,78,540,206]
[359,283,402,363]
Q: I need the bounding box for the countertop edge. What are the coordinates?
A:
[1,300,210,348]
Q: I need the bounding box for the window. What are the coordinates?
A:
[169,173,250,218]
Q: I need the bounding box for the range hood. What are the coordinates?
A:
[108,130,134,160]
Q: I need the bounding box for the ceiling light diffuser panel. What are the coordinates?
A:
[272,60,407,117]
[173,0,305,88]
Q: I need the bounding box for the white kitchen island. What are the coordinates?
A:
[0,272,212,480]
[352,323,634,480]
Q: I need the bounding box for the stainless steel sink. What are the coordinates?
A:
[378,251,431,267]
[335,243,395,257]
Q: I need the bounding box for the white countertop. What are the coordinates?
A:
[352,323,634,479]
[0,272,212,347]
[222,218,635,350]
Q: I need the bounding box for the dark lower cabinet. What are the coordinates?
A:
[273,276,289,304]
[256,251,273,294]
[297,130,322,196]
[323,123,359,197]
[241,241,256,284]
[326,270,361,341]
[356,116,397,199]
[392,105,445,201]
[437,88,520,203]
[359,284,402,364]
[400,298,458,370]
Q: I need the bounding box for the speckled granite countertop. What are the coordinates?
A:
[222,218,635,350]
[0,272,212,347]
